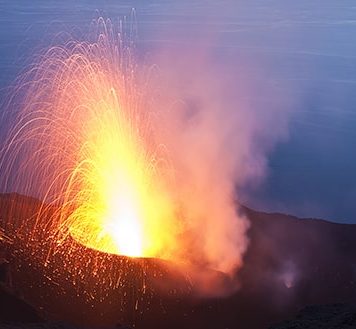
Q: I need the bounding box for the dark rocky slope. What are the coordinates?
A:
[0,193,355,329]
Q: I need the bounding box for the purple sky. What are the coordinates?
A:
[1,1,356,223]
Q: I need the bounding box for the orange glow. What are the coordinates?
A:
[65,97,177,258]
[0,19,180,260]
[0,17,248,285]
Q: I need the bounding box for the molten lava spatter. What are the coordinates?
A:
[0,17,248,286]
[67,105,176,258]
[0,18,180,260]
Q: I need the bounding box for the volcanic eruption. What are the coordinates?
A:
[0,15,252,318]
[2,6,356,329]
[1,18,181,261]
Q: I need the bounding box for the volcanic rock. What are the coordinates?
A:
[270,303,356,328]
[0,193,356,329]
[0,284,41,323]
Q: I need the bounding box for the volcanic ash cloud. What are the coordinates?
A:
[0,17,291,297]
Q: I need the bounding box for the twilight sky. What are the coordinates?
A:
[1,0,356,223]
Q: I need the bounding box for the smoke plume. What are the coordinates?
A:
[0,13,293,297]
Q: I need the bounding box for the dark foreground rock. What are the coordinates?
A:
[0,323,77,329]
[0,323,132,329]
[0,285,41,323]
[270,303,356,329]
[0,193,356,329]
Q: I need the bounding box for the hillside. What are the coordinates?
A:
[0,193,355,329]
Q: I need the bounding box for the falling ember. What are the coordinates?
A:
[63,85,177,259]
[0,17,180,261]
[0,15,249,300]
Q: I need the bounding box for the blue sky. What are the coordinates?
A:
[1,1,356,223]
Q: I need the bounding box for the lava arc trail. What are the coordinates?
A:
[0,17,180,262]
[0,16,248,308]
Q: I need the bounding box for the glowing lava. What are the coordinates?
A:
[0,17,248,282]
[0,18,180,260]
[66,103,176,258]
[56,47,180,258]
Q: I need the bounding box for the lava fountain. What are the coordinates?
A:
[0,17,249,317]
[1,17,180,261]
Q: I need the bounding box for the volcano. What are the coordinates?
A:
[0,193,356,329]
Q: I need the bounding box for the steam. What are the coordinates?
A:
[144,40,291,286]
[0,12,293,298]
